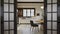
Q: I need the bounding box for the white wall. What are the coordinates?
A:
[17,3,44,23]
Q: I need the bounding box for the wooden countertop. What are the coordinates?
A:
[35,19,44,23]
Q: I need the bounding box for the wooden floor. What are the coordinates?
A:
[17,24,44,34]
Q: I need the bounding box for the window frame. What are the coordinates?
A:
[17,8,35,18]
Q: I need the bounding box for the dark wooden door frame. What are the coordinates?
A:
[14,0,17,34]
[57,0,60,34]
[44,0,47,34]
[16,0,47,34]
[1,0,4,34]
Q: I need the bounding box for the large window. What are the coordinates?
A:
[18,8,35,17]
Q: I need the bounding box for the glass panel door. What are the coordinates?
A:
[47,0,57,34]
[1,0,17,34]
[4,0,14,34]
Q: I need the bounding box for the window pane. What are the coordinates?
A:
[47,22,51,29]
[4,0,8,3]
[10,0,14,3]
[53,13,57,20]
[23,9,26,16]
[10,13,14,20]
[10,22,14,29]
[10,4,14,12]
[47,0,51,3]
[27,9,30,16]
[53,0,57,3]
[47,30,51,34]
[4,22,8,30]
[52,31,57,34]
[4,31,8,34]
[53,4,57,12]
[10,30,14,34]
[31,9,34,16]
[4,4,8,12]
[4,13,8,21]
[47,5,51,12]
[47,13,51,20]
[31,9,34,11]
[52,22,57,29]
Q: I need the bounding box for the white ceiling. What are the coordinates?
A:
[17,3,44,8]
[17,0,44,2]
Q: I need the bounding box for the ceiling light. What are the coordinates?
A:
[41,6,44,9]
